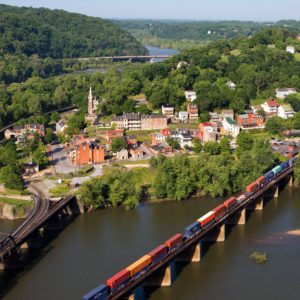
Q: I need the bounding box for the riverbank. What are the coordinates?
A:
[0,197,33,220]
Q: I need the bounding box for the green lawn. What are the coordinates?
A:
[250,98,284,106]
[0,189,23,196]
[112,159,149,166]
[0,197,33,206]
[168,123,198,129]
[295,53,300,62]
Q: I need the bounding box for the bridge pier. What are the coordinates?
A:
[45,215,63,231]
[0,252,23,270]
[225,208,246,225]
[248,197,264,211]
[144,264,173,287]
[288,174,294,187]
[176,242,201,262]
[202,224,226,242]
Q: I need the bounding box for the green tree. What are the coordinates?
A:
[237,131,254,151]
[166,138,180,150]
[50,112,60,123]
[111,138,127,153]
[0,165,23,190]
[32,141,49,168]
[265,117,286,134]
[203,141,221,155]
[193,138,203,154]
[44,128,54,144]
[220,137,231,154]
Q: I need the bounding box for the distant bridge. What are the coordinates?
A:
[77,55,172,62]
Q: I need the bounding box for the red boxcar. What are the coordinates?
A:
[256,176,266,187]
[223,197,237,210]
[213,204,226,220]
[106,269,130,290]
[148,244,168,262]
[246,182,259,193]
[164,233,183,250]
[197,211,216,227]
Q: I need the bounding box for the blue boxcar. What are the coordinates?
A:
[264,171,274,182]
[184,221,201,239]
[82,284,109,300]
[280,161,290,170]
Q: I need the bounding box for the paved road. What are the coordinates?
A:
[51,143,77,174]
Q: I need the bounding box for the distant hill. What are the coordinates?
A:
[0,4,147,58]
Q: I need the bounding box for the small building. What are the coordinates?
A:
[276,88,297,99]
[177,133,193,148]
[261,99,279,115]
[187,103,199,120]
[199,122,215,134]
[127,134,138,146]
[141,114,168,130]
[178,111,189,122]
[152,133,166,146]
[221,109,234,120]
[129,147,144,159]
[56,120,67,133]
[22,162,39,175]
[278,104,295,119]
[226,81,237,90]
[116,149,128,160]
[160,128,171,136]
[151,142,173,155]
[162,105,175,116]
[209,112,223,123]
[185,91,197,102]
[222,117,240,137]
[286,45,295,54]
[106,129,124,144]
[237,114,264,129]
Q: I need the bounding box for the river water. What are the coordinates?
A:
[1,185,300,300]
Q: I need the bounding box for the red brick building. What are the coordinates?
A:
[237,114,264,128]
[141,115,168,130]
[69,141,105,166]
[106,129,124,144]
[187,103,199,119]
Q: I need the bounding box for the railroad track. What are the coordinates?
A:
[0,183,49,259]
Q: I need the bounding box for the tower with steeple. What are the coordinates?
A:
[86,86,99,123]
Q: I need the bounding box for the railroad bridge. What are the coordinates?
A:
[86,165,295,300]
[77,55,172,63]
[0,184,83,269]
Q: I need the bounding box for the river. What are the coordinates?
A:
[1,185,300,300]
[146,46,179,63]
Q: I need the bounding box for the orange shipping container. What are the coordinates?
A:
[246,182,258,193]
[126,255,152,277]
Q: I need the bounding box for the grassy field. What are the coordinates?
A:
[168,123,198,130]
[250,98,284,106]
[0,197,33,206]
[0,189,23,196]
[112,159,149,166]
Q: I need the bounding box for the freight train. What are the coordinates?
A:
[83,157,297,300]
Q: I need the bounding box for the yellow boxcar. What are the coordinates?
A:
[126,255,152,277]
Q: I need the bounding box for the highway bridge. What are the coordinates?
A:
[0,184,82,269]
[90,166,294,300]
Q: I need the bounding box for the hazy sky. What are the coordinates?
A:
[0,0,299,21]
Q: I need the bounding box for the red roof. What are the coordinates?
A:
[267,99,279,107]
[201,122,212,127]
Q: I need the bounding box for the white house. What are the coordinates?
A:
[177,133,193,148]
[161,105,175,116]
[178,111,189,122]
[261,99,279,115]
[276,88,297,99]
[185,90,197,102]
[278,104,295,119]
[286,45,296,54]
[56,120,67,133]
[222,117,240,137]
[226,81,237,90]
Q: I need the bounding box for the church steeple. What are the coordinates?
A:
[88,85,93,102]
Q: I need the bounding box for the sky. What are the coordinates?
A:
[0,0,299,22]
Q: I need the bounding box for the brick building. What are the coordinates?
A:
[141,115,168,130]
[187,103,199,120]
[237,114,264,129]
[106,129,124,144]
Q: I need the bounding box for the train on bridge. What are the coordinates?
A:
[83,157,297,300]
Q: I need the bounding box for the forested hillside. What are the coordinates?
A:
[0,4,146,58]
[1,28,300,129]
[115,19,300,50]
